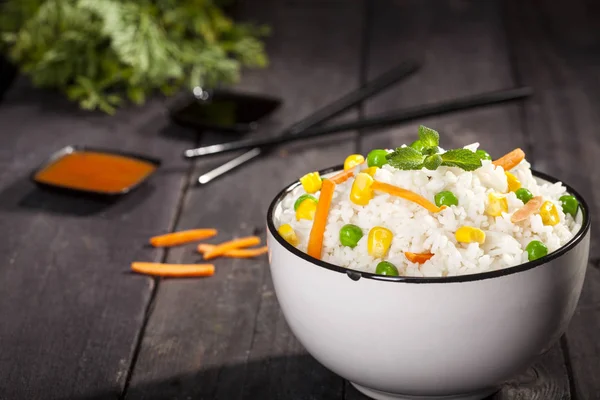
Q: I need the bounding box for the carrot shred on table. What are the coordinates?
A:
[405,252,434,264]
[371,181,446,213]
[329,169,355,184]
[510,196,544,223]
[307,179,336,259]
[149,229,217,247]
[492,148,525,171]
[197,244,268,258]
[224,246,269,258]
[203,236,261,260]
[196,243,214,254]
[131,262,215,277]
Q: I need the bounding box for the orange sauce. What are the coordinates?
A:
[34,151,157,194]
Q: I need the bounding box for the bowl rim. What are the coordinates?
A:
[266,165,591,284]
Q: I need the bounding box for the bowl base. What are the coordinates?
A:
[350,383,497,400]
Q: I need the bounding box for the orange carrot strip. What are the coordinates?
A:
[197,243,214,254]
[329,169,355,184]
[372,181,446,213]
[307,179,336,259]
[131,262,215,277]
[492,148,525,171]
[511,196,543,223]
[224,246,269,258]
[203,236,261,260]
[150,229,217,247]
[405,252,434,264]
[198,238,260,255]
[197,244,268,258]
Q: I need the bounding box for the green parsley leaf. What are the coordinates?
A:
[418,125,440,147]
[0,0,269,114]
[386,147,426,170]
[440,149,482,171]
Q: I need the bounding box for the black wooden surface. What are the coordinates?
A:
[0,84,194,399]
[126,1,363,399]
[504,1,600,398]
[0,0,598,399]
[0,55,17,102]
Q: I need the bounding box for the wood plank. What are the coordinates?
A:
[359,0,522,155]
[0,55,17,102]
[504,0,600,258]
[125,1,364,399]
[350,0,571,399]
[563,265,600,400]
[505,0,600,398]
[0,83,192,399]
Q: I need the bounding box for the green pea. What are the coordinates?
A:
[424,154,442,170]
[476,149,492,160]
[375,261,399,276]
[367,149,389,168]
[515,188,533,204]
[339,224,363,248]
[409,140,425,152]
[294,194,317,211]
[559,195,579,217]
[434,191,458,207]
[526,240,548,261]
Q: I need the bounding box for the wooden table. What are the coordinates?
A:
[0,1,598,399]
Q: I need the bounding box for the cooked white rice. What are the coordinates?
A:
[275,143,583,277]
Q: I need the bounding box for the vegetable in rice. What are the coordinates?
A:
[274,126,583,277]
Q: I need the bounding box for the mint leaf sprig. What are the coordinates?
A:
[417,125,439,147]
[386,125,485,171]
[437,149,482,171]
[386,147,425,170]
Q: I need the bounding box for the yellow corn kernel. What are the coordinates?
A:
[485,193,508,217]
[299,172,322,194]
[505,172,521,192]
[455,226,486,244]
[363,166,378,177]
[295,198,317,221]
[349,172,374,206]
[367,226,393,258]
[540,201,560,226]
[278,224,300,246]
[344,154,365,171]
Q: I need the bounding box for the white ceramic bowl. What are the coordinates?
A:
[266,167,591,400]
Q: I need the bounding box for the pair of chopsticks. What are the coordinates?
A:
[185,62,533,184]
[185,87,532,160]
[188,60,421,184]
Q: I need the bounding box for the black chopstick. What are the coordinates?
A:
[184,86,533,159]
[283,60,421,136]
[192,60,421,183]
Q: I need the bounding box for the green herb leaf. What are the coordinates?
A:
[421,146,439,156]
[475,149,492,161]
[440,149,482,171]
[0,0,269,114]
[127,87,146,105]
[409,140,425,152]
[386,147,426,170]
[423,154,442,170]
[418,125,440,147]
